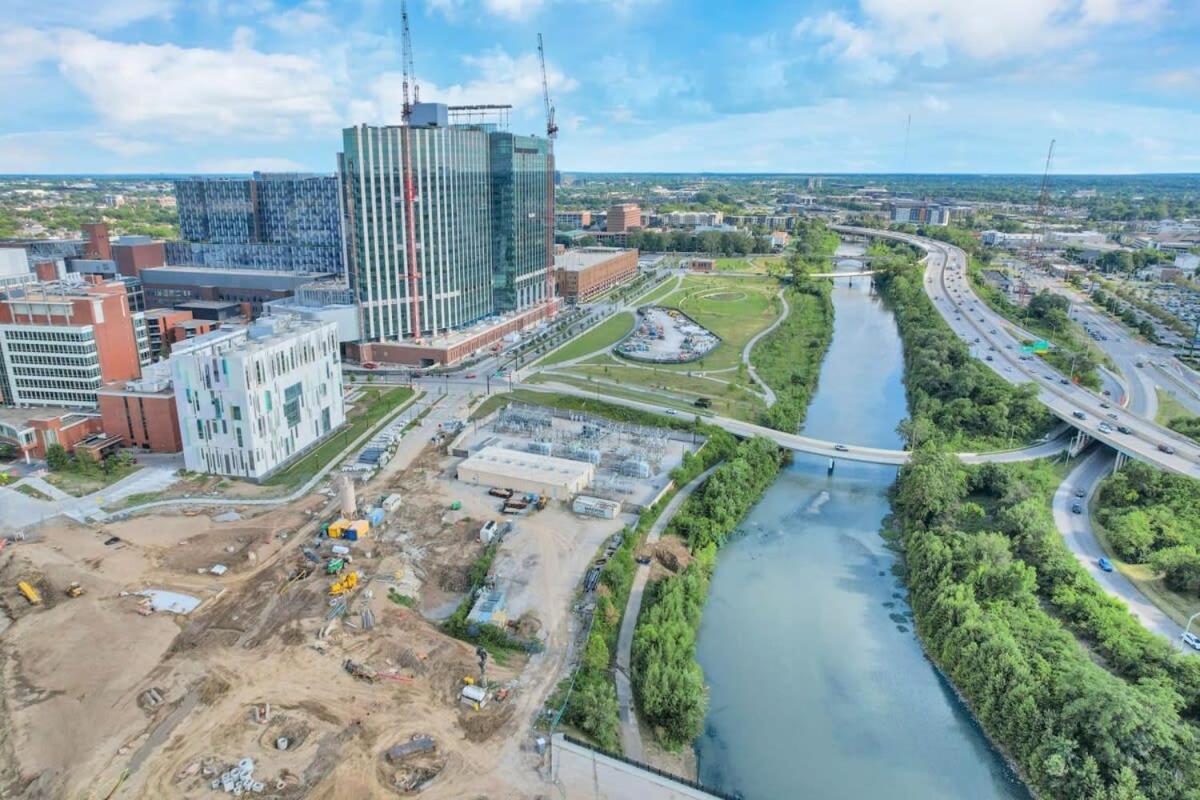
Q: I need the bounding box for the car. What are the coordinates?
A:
[465,372,477,379]
[1183,632,1200,652]
[1098,423,1112,434]
[1071,502,1083,514]
[1107,412,1119,420]
[834,444,850,452]
[1100,402,1110,409]
[664,409,678,416]
[635,555,652,566]
[985,355,994,361]
[1159,443,1176,454]
[1098,557,1114,573]
[1136,361,1145,368]
[1059,378,1070,385]
[362,361,378,370]
[1102,389,1111,396]
[1072,411,1087,420]
[1117,425,1132,434]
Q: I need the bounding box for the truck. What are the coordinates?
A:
[502,498,529,514]
[488,487,514,499]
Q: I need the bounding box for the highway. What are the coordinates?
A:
[834,225,1200,479]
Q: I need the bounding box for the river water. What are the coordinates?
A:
[693,246,1029,799]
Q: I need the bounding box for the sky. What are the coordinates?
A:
[2,0,1199,175]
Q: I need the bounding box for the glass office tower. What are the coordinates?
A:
[339,106,552,341]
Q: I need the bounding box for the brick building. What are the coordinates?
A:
[97,364,182,452]
[555,247,639,303]
[606,203,642,233]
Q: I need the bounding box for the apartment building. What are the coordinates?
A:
[170,316,345,479]
[0,279,145,409]
[555,247,639,303]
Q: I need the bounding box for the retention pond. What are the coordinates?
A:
[693,245,1030,799]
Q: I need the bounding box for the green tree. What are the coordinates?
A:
[45,444,69,471]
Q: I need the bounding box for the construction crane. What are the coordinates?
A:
[400,0,422,335]
[537,33,557,139]
[1020,138,1056,301]
[537,33,557,302]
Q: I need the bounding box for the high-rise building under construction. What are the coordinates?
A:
[338,103,553,342]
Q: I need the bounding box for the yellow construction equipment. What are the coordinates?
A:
[18,581,42,605]
[65,582,83,598]
[329,571,359,596]
[326,518,351,539]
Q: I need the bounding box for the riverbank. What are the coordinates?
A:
[891,451,1200,799]
[873,257,1054,451]
[752,279,834,432]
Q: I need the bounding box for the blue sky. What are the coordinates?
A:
[2,0,1198,174]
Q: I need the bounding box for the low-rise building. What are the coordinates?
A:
[555,210,592,229]
[97,362,182,452]
[140,266,334,314]
[555,247,639,303]
[891,202,950,226]
[170,316,345,479]
[606,203,642,233]
[456,445,593,500]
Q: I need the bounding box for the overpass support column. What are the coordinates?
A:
[1068,430,1093,459]
[1114,451,1129,472]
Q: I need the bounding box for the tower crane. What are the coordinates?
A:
[400,0,421,334]
[537,33,557,301]
[1020,139,1055,302]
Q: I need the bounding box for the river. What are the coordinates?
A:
[693,245,1030,799]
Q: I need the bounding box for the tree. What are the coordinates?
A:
[45,444,69,471]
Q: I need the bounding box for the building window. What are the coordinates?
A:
[283,382,302,428]
[231,405,241,421]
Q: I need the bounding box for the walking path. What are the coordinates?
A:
[614,464,720,761]
[741,288,791,407]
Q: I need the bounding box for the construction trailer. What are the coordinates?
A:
[572,495,621,520]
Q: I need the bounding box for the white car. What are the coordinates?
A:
[1183,631,1200,652]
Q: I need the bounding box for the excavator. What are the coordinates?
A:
[329,571,359,596]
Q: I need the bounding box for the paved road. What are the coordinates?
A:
[551,733,723,799]
[613,465,719,761]
[1053,449,1189,647]
[833,225,1200,478]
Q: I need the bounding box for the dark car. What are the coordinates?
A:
[1072,411,1087,420]
[1071,502,1083,514]
[1159,443,1177,455]
[1098,557,1114,573]
[1074,488,1086,498]
[1117,425,1132,434]
[635,555,652,566]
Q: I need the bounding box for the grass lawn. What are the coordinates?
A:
[630,275,680,306]
[1089,512,1198,628]
[714,256,784,274]
[1155,387,1193,426]
[535,312,635,367]
[558,363,764,421]
[264,386,415,488]
[44,463,141,497]
[524,373,707,416]
[652,275,781,372]
[13,483,53,502]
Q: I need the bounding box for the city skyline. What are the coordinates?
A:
[1,0,1197,176]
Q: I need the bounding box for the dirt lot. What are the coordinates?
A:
[0,437,624,799]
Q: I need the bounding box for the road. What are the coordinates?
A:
[833,225,1200,478]
[1053,449,1187,645]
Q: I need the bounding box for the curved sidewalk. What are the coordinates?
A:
[614,464,719,761]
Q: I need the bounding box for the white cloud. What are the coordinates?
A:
[265,0,335,35]
[53,31,340,138]
[483,0,545,18]
[923,94,949,112]
[1151,68,1200,92]
[0,28,57,74]
[795,0,1166,82]
[6,0,177,31]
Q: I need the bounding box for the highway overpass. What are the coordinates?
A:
[832,225,1200,479]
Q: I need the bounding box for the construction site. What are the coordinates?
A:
[616,306,721,364]
[0,390,699,798]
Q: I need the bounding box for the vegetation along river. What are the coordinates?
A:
[693,245,1031,799]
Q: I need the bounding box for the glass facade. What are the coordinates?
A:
[340,121,552,341]
[172,174,343,274]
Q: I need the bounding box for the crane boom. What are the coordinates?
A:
[400,0,416,121]
[537,33,557,139]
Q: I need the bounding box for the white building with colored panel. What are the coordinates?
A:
[170,315,345,480]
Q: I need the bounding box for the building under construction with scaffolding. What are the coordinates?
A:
[338,105,554,343]
[454,403,698,509]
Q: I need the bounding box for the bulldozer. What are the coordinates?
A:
[329,571,359,596]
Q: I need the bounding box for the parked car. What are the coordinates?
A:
[1183,632,1200,652]
[362,361,378,370]
[1098,557,1114,573]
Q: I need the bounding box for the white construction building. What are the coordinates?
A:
[456,445,594,499]
[170,315,345,480]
